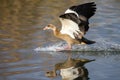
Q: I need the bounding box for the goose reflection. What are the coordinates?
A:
[45,56,95,80]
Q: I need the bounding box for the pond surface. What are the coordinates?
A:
[0,0,120,80]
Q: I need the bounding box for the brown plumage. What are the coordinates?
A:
[43,2,96,51]
[44,24,88,50]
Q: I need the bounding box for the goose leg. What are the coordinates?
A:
[56,44,72,51]
[64,44,72,50]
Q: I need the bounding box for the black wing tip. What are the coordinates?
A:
[84,2,96,5]
[70,2,96,9]
[83,2,97,11]
[89,2,95,4]
[69,2,97,19]
[71,2,96,8]
[81,2,97,18]
[89,2,97,9]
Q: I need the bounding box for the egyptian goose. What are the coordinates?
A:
[44,2,96,51]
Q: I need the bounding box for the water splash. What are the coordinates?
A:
[73,38,120,51]
[34,39,120,52]
[34,42,66,52]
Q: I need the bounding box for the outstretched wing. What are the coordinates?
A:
[59,2,96,39]
[67,2,96,19]
[59,13,83,39]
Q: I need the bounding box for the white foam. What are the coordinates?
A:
[34,42,66,52]
[34,39,120,52]
[73,38,120,51]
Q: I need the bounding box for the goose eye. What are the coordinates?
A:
[47,25,50,27]
[48,24,52,27]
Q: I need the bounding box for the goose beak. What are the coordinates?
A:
[43,26,48,30]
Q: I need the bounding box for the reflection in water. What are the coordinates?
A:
[46,55,95,80]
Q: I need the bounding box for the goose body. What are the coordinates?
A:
[44,2,96,51]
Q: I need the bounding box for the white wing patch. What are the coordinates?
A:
[60,18,81,39]
[65,9,79,17]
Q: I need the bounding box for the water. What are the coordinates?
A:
[0,0,120,80]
